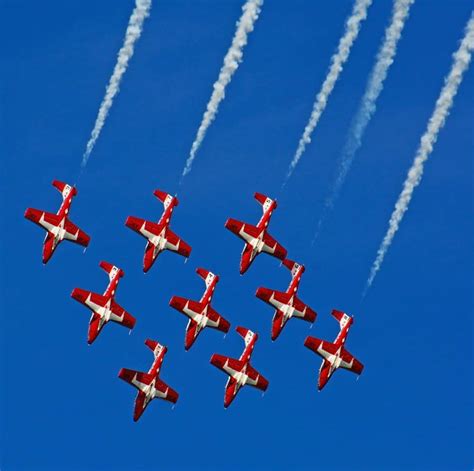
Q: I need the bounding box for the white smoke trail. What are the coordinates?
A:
[284,0,373,183]
[81,0,152,168]
[366,14,474,291]
[326,0,414,211]
[182,0,263,178]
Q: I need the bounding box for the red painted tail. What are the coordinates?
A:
[254,192,277,212]
[52,180,76,199]
[153,189,177,209]
[145,339,167,358]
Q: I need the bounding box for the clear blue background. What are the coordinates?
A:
[1,1,472,470]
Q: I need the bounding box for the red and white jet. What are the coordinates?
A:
[169,268,231,350]
[256,259,317,340]
[224,192,287,274]
[71,261,136,344]
[304,310,363,391]
[125,189,192,272]
[210,326,269,408]
[118,339,179,422]
[24,180,90,263]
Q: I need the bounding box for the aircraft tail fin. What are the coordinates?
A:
[196,267,219,287]
[153,189,177,210]
[52,180,76,200]
[236,326,257,346]
[99,261,123,281]
[145,339,167,358]
[282,259,304,278]
[331,309,352,330]
[254,192,276,213]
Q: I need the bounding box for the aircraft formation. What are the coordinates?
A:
[25,180,364,421]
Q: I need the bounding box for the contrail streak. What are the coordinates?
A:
[284,0,373,184]
[365,14,474,291]
[182,0,263,178]
[322,0,414,219]
[81,0,152,168]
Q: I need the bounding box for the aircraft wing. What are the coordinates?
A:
[261,232,287,260]
[245,364,269,391]
[340,348,364,375]
[63,219,90,247]
[169,296,204,319]
[304,337,338,360]
[164,228,192,258]
[71,288,108,312]
[24,208,60,231]
[153,378,179,403]
[126,216,162,239]
[206,306,231,333]
[225,218,260,244]
[256,287,289,308]
[292,296,317,323]
[110,301,136,329]
[118,368,154,390]
[210,354,244,376]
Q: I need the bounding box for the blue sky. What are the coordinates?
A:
[1,1,472,470]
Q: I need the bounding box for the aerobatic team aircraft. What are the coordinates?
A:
[256,259,317,340]
[71,261,136,344]
[24,180,90,263]
[304,310,363,390]
[125,189,192,272]
[119,339,179,421]
[225,192,287,274]
[169,268,231,350]
[210,326,268,408]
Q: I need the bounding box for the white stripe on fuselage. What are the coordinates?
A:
[85,292,122,327]
[182,301,219,329]
[222,358,258,388]
[131,375,167,403]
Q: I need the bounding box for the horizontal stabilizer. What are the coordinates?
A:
[236,326,257,346]
[331,310,352,330]
[196,267,219,287]
[145,339,167,358]
[52,180,76,199]
[254,192,276,213]
[99,261,123,280]
[282,259,304,277]
[153,189,177,209]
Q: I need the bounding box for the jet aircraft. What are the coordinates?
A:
[119,339,179,421]
[169,268,230,350]
[210,326,268,408]
[24,180,90,263]
[71,261,136,344]
[125,189,191,272]
[256,259,317,340]
[304,310,363,390]
[224,192,287,274]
